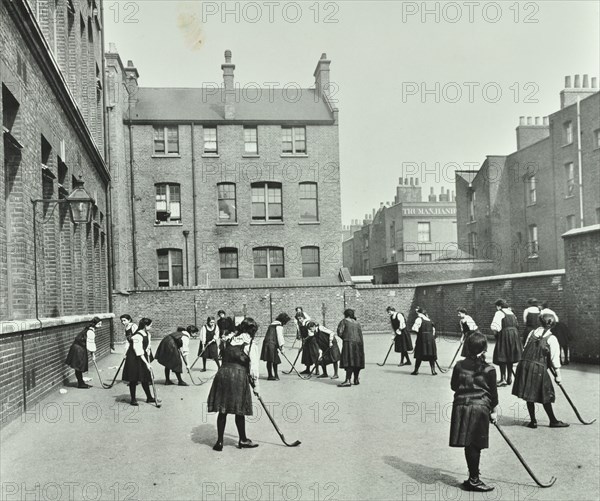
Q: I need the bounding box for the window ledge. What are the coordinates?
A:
[152,154,181,158]
[280,154,308,158]
[216,222,239,226]
[528,254,539,260]
[242,154,260,158]
[565,195,575,199]
[467,220,476,224]
[299,221,320,225]
[250,221,284,225]
[526,203,536,207]
[202,153,220,158]
[154,221,183,227]
[561,142,573,148]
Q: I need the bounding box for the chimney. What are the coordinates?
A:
[415,178,419,186]
[410,177,414,186]
[451,190,455,201]
[428,187,436,202]
[124,60,139,104]
[516,115,549,150]
[560,74,598,108]
[314,53,331,99]
[222,50,235,119]
[592,77,598,88]
[399,177,403,185]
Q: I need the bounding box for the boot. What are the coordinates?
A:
[463,476,494,492]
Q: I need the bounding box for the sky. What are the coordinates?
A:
[104,0,600,225]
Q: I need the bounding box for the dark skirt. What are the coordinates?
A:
[340,341,365,369]
[552,323,571,349]
[460,330,481,357]
[155,336,183,373]
[414,332,437,361]
[323,342,341,365]
[301,337,320,365]
[449,397,492,449]
[207,363,253,415]
[394,329,413,353]
[202,342,219,361]
[65,343,88,372]
[122,351,151,384]
[493,327,522,364]
[512,360,555,403]
[260,342,281,364]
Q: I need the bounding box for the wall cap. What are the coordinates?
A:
[414,269,565,288]
[562,224,600,239]
[0,313,115,335]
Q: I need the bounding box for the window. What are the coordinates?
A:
[468,190,476,221]
[253,247,284,278]
[566,215,576,231]
[219,248,238,279]
[419,253,432,262]
[526,175,536,205]
[153,126,179,155]
[244,126,258,154]
[565,163,575,197]
[528,224,538,256]
[203,126,218,154]
[155,184,181,223]
[301,246,320,277]
[468,232,478,258]
[417,222,430,243]
[299,182,318,221]
[564,121,573,145]
[251,182,282,221]
[217,183,236,222]
[282,126,306,154]
[157,249,183,287]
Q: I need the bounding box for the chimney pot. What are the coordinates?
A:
[404,178,408,185]
[543,116,549,125]
[441,187,445,194]
[430,187,434,194]
[321,53,327,60]
[224,50,232,63]
[519,116,526,126]
[380,202,384,208]
[583,74,589,87]
[535,116,541,125]
[565,76,571,88]
[410,178,414,186]
[415,178,419,186]
[399,177,403,185]
[527,116,533,125]
[127,60,134,67]
[574,74,581,88]
[592,77,598,88]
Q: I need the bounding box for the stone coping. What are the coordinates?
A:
[562,224,600,238]
[0,312,115,335]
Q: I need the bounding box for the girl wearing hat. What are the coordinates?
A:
[449,332,498,492]
[207,317,261,451]
[260,312,290,380]
[122,317,156,406]
[65,317,102,388]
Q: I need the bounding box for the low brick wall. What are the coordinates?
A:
[373,259,495,284]
[0,313,113,427]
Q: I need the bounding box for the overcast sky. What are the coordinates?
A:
[104,1,600,225]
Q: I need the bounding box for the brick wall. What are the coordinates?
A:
[563,226,600,362]
[373,259,495,285]
[0,314,113,428]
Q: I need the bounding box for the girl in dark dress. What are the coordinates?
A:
[411,308,438,376]
[294,306,310,340]
[512,313,569,428]
[522,298,541,345]
[199,317,221,372]
[119,314,138,342]
[490,299,522,386]
[207,318,261,451]
[457,308,480,358]
[65,317,102,388]
[450,332,498,492]
[337,309,365,387]
[386,306,413,366]
[260,312,290,380]
[300,323,321,376]
[122,317,156,406]
[155,326,192,386]
[309,321,341,379]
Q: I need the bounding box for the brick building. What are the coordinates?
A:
[1,0,112,424]
[107,49,343,294]
[343,177,461,280]
[456,76,600,274]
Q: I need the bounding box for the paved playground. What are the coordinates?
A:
[1,335,598,501]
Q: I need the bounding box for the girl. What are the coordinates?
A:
[300,321,321,376]
[294,307,310,340]
[512,313,569,428]
[411,307,438,376]
[119,314,138,342]
[386,306,413,366]
[337,309,365,387]
[207,317,261,451]
[260,312,290,381]
[199,317,221,372]
[457,308,480,358]
[155,326,192,386]
[449,332,498,492]
[309,321,340,379]
[65,317,101,388]
[122,317,156,406]
[491,299,522,387]
[522,298,541,345]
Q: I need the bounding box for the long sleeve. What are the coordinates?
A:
[411,316,422,333]
[246,341,260,380]
[465,315,478,331]
[132,335,144,357]
[320,325,335,344]
[547,334,562,369]
[450,365,459,392]
[490,311,504,332]
[276,325,285,348]
[485,368,499,408]
[200,326,207,345]
[397,314,406,330]
[86,329,96,352]
[336,319,346,339]
[180,334,190,356]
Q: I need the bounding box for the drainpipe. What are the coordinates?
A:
[127,100,138,288]
[576,96,584,227]
[191,123,199,285]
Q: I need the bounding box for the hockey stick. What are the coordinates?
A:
[179,349,204,386]
[98,358,125,389]
[447,336,465,370]
[189,339,217,370]
[148,367,162,408]
[248,377,301,447]
[92,359,108,388]
[279,349,310,380]
[435,361,448,373]
[549,367,596,425]
[377,342,394,367]
[493,422,556,487]
[282,345,303,375]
